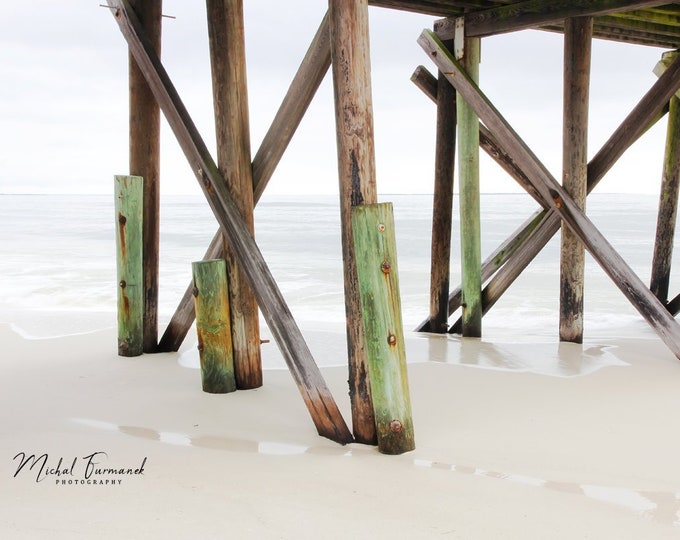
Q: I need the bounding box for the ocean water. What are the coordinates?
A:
[0,192,672,346]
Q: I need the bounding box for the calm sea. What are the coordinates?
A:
[0,192,671,345]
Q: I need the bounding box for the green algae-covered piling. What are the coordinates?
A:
[352,203,415,455]
[192,259,236,394]
[115,174,144,357]
[457,35,482,338]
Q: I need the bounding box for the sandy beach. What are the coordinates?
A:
[2,317,680,539]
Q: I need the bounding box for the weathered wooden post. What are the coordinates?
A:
[330,0,378,445]
[560,16,592,344]
[115,175,144,357]
[129,0,162,353]
[192,259,237,394]
[352,203,415,455]
[428,35,457,334]
[651,51,680,304]
[206,0,262,390]
[457,33,482,337]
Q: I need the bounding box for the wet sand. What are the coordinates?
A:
[2,321,680,538]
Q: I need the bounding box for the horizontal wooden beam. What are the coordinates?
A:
[419,28,680,359]
[107,0,353,444]
[435,0,673,39]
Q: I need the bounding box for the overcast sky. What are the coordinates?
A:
[0,1,672,196]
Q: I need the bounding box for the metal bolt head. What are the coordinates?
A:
[381,261,391,274]
[387,333,397,346]
[119,280,127,289]
[390,420,403,433]
[377,223,386,233]
[192,286,199,298]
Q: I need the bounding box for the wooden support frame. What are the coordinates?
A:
[158,13,331,353]
[560,16,592,344]
[206,0,262,389]
[419,29,680,360]
[329,0,379,445]
[128,0,161,353]
[107,0,353,444]
[412,43,676,333]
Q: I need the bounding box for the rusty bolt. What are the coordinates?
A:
[554,196,563,209]
[387,333,397,347]
[377,223,386,233]
[119,340,129,352]
[119,280,127,289]
[390,420,403,433]
[118,214,127,225]
[192,286,199,298]
[381,261,391,274]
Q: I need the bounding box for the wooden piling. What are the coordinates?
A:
[352,203,415,455]
[192,259,237,394]
[115,175,144,357]
[429,38,457,334]
[330,0,378,445]
[129,0,162,353]
[206,0,262,390]
[560,16,592,344]
[651,52,680,304]
[457,36,482,338]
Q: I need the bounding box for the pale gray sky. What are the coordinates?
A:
[0,1,671,195]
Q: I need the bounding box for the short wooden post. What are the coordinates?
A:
[560,16,592,344]
[429,36,457,334]
[457,36,482,337]
[115,175,144,357]
[192,259,237,394]
[651,51,680,304]
[330,0,378,445]
[352,203,415,455]
[129,0,162,353]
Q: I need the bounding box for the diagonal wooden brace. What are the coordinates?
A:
[418,29,680,359]
[107,0,352,444]
[159,12,331,353]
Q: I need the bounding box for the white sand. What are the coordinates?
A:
[2,320,680,539]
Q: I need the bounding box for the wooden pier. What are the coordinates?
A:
[107,0,680,450]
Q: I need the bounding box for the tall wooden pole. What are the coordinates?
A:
[457,36,482,337]
[651,51,680,304]
[428,38,457,334]
[560,16,592,344]
[206,0,262,389]
[329,0,378,445]
[129,0,161,353]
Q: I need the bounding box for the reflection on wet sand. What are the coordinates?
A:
[74,417,680,528]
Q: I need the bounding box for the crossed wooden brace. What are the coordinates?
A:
[417,29,680,359]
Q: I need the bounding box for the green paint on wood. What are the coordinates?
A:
[457,37,483,338]
[351,203,415,455]
[115,175,144,357]
[192,259,236,394]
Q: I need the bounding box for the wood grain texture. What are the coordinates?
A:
[330,0,378,445]
[206,0,262,389]
[115,175,144,357]
[352,204,415,454]
[128,0,161,353]
[192,259,237,394]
